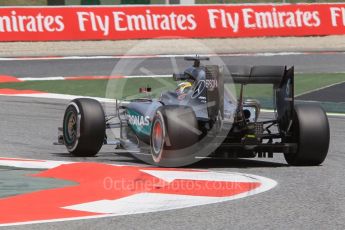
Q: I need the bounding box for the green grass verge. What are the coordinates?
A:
[0,0,47,6]
[0,73,344,98]
[0,74,345,98]
[1,73,345,112]
[0,77,176,99]
[238,73,345,112]
[240,73,345,98]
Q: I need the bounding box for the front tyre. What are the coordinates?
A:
[63,98,105,157]
[284,104,330,166]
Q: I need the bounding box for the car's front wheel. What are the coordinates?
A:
[63,98,105,157]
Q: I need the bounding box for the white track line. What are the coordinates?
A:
[0,157,73,169]
[261,109,345,117]
[20,76,65,81]
[17,75,171,81]
[0,92,116,103]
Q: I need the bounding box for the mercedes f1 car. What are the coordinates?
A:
[57,56,330,167]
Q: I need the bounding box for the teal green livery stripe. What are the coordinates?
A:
[127,109,152,136]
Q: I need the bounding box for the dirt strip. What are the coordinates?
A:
[1,35,345,57]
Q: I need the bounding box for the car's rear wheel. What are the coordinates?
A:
[63,98,105,157]
[150,105,199,166]
[284,104,330,166]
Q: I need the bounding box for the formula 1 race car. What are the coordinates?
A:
[57,56,330,167]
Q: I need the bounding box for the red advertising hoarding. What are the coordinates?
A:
[1,4,345,41]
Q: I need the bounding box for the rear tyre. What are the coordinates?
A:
[63,98,105,157]
[284,104,330,166]
[150,105,199,166]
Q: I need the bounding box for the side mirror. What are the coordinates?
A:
[139,87,152,93]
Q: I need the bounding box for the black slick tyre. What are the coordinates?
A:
[150,105,199,166]
[63,98,105,157]
[284,104,330,166]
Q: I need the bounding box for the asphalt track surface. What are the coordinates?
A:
[2,52,345,78]
[1,53,345,229]
[1,96,345,230]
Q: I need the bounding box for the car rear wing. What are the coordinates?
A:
[225,65,286,85]
[225,65,294,133]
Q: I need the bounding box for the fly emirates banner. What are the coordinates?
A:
[1,4,345,41]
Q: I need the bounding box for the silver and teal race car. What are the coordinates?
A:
[57,56,330,167]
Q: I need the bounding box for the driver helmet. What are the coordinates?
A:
[176,81,192,96]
